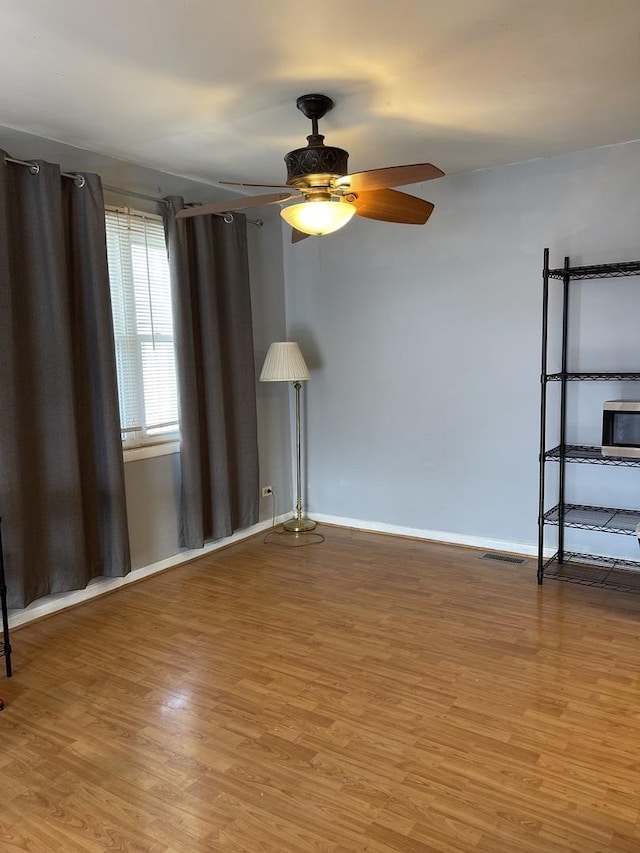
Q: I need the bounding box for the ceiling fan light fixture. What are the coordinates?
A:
[280,199,355,236]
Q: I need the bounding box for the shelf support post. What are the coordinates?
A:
[538,248,550,583]
[557,256,571,565]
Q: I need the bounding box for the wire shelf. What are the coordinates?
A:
[539,252,640,593]
[544,445,640,467]
[548,261,640,280]
[543,551,640,593]
[543,503,640,535]
[545,372,640,381]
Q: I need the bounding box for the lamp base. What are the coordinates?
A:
[282,516,317,533]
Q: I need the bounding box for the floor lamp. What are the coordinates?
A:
[260,342,316,533]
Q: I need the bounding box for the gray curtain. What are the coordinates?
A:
[164,198,259,548]
[0,155,130,608]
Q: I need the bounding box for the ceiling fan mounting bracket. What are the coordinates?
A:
[296,94,334,122]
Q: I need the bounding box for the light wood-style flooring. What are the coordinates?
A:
[1,526,640,851]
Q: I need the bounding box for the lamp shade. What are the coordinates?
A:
[280,200,355,236]
[260,342,310,382]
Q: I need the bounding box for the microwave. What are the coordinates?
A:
[602,401,640,458]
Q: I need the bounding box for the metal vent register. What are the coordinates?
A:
[481,553,526,565]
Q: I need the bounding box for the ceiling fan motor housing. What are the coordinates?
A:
[284,139,349,186]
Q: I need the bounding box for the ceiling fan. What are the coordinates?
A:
[176,94,445,241]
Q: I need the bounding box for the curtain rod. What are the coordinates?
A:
[103,184,263,227]
[3,156,263,227]
[103,184,171,207]
[4,155,86,187]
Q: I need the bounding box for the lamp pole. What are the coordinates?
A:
[282,381,316,533]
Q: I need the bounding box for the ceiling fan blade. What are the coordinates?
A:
[337,163,444,193]
[348,188,435,224]
[220,180,293,189]
[291,228,310,244]
[175,192,295,219]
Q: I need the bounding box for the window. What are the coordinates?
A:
[105,206,179,448]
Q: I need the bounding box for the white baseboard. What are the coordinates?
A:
[9,513,546,630]
[311,512,545,558]
[8,514,289,630]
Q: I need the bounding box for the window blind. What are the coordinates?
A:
[105,207,179,445]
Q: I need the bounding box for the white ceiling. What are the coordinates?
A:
[2,0,640,190]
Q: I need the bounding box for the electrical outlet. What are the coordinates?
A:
[261,486,273,497]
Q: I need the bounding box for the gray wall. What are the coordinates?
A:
[282,139,640,556]
[5,120,640,578]
[0,125,292,572]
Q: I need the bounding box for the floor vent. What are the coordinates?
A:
[481,552,526,565]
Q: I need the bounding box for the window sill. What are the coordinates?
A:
[123,441,180,464]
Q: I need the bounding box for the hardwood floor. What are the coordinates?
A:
[1,526,640,851]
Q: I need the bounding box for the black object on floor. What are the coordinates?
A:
[0,518,12,679]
